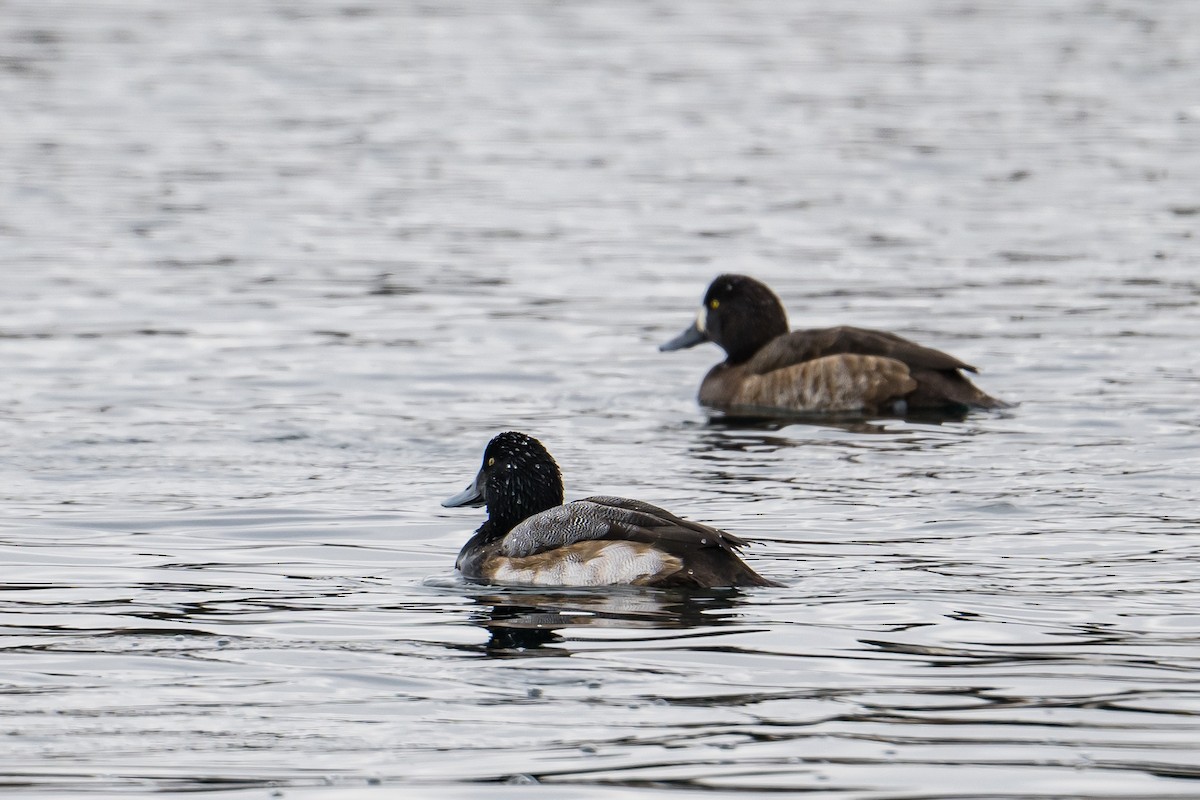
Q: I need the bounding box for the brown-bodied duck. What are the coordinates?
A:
[442,431,778,588]
[660,274,1005,415]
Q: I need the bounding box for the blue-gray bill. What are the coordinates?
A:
[659,322,707,352]
[442,479,485,508]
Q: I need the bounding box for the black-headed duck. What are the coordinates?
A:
[661,274,1005,415]
[442,431,778,588]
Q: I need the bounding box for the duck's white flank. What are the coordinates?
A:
[487,541,682,587]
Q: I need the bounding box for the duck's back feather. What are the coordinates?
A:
[746,326,978,375]
[498,496,776,588]
[502,496,746,557]
[698,326,1005,412]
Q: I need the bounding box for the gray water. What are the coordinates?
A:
[3,1,1199,797]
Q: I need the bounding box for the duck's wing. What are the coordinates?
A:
[587,496,752,551]
[501,497,746,559]
[747,326,978,375]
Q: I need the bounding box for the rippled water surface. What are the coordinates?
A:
[3,1,1200,797]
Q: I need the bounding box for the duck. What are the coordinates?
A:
[442,431,779,588]
[660,274,1005,415]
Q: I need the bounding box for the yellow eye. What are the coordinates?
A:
[709,299,719,309]
[487,457,495,467]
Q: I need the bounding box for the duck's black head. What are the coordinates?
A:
[442,431,564,533]
[660,274,789,363]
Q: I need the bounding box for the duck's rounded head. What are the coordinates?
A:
[442,431,564,531]
[660,274,789,363]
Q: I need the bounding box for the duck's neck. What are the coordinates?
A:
[485,503,543,537]
[486,477,563,536]
[723,308,788,364]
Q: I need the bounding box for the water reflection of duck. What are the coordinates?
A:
[443,432,779,589]
[661,274,1006,416]
[468,589,748,656]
